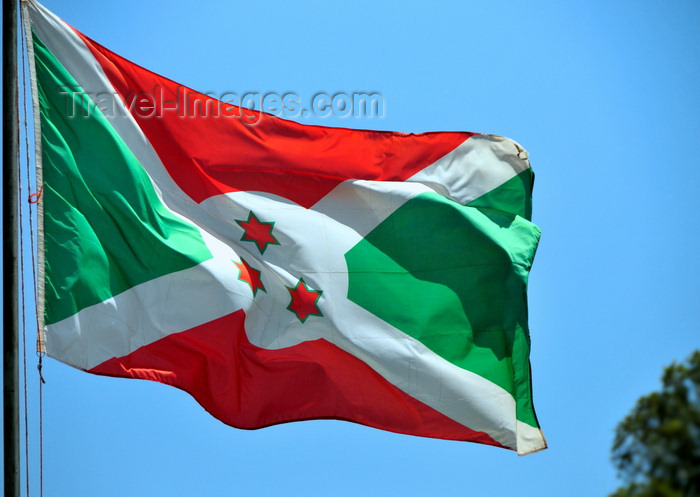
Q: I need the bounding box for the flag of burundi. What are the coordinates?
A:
[26,0,545,454]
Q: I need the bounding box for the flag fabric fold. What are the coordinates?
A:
[25,0,546,454]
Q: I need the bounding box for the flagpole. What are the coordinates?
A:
[3,0,21,495]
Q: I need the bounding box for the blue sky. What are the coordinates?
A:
[10,0,700,495]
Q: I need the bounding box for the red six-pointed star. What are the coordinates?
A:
[235,211,280,254]
[286,278,323,323]
[234,258,265,296]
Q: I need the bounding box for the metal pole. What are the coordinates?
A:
[3,0,20,495]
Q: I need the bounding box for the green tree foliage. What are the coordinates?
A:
[609,350,700,497]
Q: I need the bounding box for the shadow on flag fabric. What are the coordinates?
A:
[25,0,546,455]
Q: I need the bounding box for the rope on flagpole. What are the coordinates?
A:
[18,10,29,497]
[21,5,47,494]
[18,2,45,495]
[16,19,32,497]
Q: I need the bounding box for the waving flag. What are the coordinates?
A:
[26,0,545,454]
